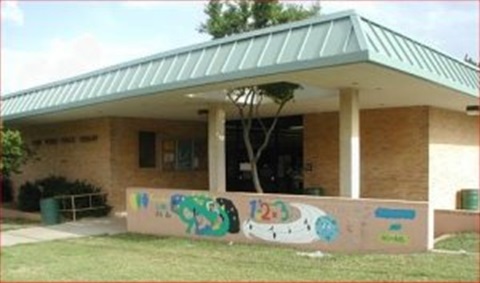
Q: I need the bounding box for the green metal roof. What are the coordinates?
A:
[2,10,478,121]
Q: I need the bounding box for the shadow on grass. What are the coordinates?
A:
[109,233,171,242]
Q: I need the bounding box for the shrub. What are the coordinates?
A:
[38,176,70,198]
[1,176,13,203]
[17,181,42,212]
[17,176,111,219]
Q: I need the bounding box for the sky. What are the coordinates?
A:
[1,0,479,95]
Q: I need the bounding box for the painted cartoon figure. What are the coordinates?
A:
[216,198,240,233]
[170,194,239,237]
[315,215,339,242]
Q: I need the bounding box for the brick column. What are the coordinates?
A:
[208,106,226,193]
[339,88,360,198]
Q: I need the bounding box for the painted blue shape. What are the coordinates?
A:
[195,223,213,236]
[140,193,149,208]
[375,208,416,220]
[170,194,184,212]
[389,223,402,231]
[315,215,339,242]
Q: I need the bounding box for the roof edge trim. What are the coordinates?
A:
[349,14,369,50]
[369,52,479,98]
[2,10,358,100]
[359,16,479,73]
[3,51,369,122]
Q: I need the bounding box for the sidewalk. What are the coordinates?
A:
[1,217,126,247]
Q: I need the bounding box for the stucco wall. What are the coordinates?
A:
[127,188,431,253]
[11,118,112,199]
[304,107,429,201]
[434,209,480,237]
[428,107,479,210]
[109,118,209,210]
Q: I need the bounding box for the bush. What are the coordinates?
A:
[17,181,42,212]
[1,176,13,202]
[38,176,70,198]
[17,176,111,219]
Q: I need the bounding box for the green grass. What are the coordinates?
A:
[435,233,480,253]
[0,218,40,231]
[1,233,478,281]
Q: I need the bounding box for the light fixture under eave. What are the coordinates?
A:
[197,109,208,116]
[289,125,303,131]
[466,105,479,116]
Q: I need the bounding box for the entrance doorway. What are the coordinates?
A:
[226,115,303,194]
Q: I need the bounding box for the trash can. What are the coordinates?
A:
[304,187,324,196]
[461,189,479,211]
[40,198,60,225]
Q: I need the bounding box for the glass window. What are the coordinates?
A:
[139,131,156,168]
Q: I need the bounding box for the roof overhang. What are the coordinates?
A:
[2,10,478,125]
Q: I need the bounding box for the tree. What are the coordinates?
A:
[199,0,320,39]
[1,129,31,178]
[199,0,320,193]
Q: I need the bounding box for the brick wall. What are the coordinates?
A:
[109,117,209,210]
[11,106,476,212]
[303,112,339,196]
[11,118,112,199]
[11,117,209,212]
[304,107,430,201]
[428,107,479,209]
[361,107,429,201]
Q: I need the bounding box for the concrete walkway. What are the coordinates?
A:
[1,217,126,247]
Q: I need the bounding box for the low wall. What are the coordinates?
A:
[0,207,41,221]
[127,188,431,253]
[434,209,480,237]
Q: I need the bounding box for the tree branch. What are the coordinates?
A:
[254,100,287,161]
[255,94,267,135]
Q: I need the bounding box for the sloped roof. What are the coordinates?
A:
[1,10,478,121]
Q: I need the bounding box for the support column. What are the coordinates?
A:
[339,88,360,198]
[208,106,226,193]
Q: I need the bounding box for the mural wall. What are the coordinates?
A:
[127,188,430,253]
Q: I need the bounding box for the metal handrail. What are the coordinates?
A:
[54,192,108,221]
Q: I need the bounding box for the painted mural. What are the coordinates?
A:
[130,192,172,218]
[171,194,240,237]
[130,192,150,211]
[127,188,429,253]
[375,207,416,245]
[243,201,339,244]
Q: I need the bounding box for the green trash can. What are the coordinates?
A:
[40,198,60,225]
[461,189,479,211]
[304,187,324,196]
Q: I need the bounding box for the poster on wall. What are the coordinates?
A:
[193,140,206,170]
[176,140,194,170]
[162,140,176,171]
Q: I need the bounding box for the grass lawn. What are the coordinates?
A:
[0,218,40,232]
[1,233,478,281]
[435,233,480,253]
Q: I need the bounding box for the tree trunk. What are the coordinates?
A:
[242,120,264,193]
[250,161,263,193]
